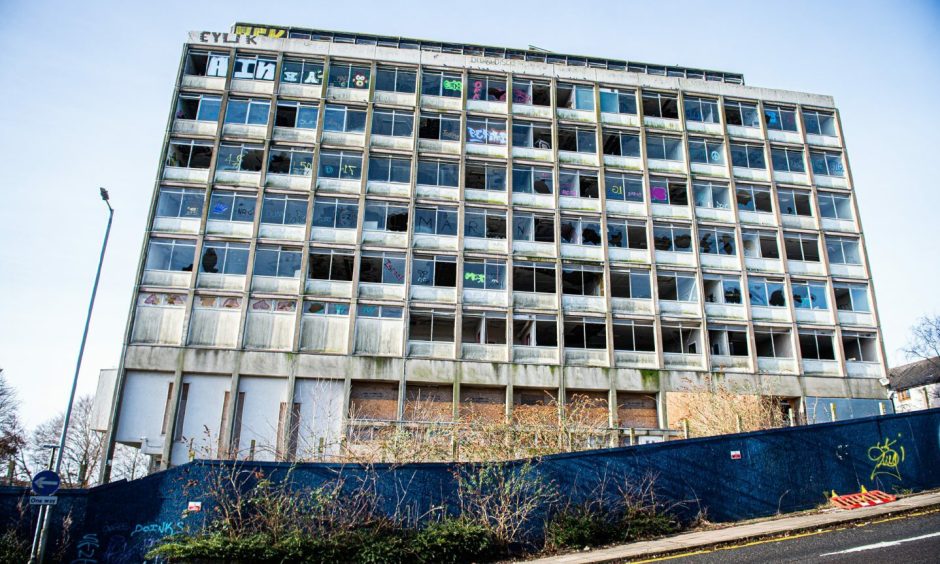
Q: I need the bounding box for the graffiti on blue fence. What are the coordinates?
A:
[867,435,905,481]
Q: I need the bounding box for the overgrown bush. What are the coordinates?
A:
[0,529,29,564]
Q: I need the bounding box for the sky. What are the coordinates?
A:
[0,0,938,430]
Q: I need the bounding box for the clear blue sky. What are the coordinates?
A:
[1,0,938,429]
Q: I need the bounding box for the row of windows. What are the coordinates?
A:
[145,238,871,312]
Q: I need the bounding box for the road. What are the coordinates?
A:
[636,507,940,563]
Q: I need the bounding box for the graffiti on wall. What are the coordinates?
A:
[868,435,905,481]
[233,25,288,38]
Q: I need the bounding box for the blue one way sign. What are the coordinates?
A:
[31,470,61,497]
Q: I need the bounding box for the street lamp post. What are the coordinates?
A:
[30,189,113,564]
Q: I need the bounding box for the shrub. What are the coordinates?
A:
[412,518,501,564]
[0,530,29,564]
[544,506,679,552]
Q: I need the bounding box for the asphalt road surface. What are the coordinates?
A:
[636,507,940,563]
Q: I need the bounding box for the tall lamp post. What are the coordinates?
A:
[30,188,113,564]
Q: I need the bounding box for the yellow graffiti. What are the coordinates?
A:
[234,25,287,38]
[867,435,905,481]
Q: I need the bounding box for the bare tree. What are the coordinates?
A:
[0,369,26,482]
[904,314,940,370]
[25,395,103,487]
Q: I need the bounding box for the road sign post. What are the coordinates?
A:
[31,471,61,497]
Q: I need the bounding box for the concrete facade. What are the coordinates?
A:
[100,23,891,476]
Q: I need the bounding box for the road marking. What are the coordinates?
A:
[819,531,940,556]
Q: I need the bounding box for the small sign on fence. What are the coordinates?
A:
[730,450,742,460]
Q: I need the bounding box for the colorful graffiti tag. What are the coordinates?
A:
[868,435,905,481]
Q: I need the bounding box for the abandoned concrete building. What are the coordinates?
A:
[98,22,892,474]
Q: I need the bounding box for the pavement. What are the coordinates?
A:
[527,490,940,563]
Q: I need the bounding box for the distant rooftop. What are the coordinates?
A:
[888,357,940,391]
[232,22,745,85]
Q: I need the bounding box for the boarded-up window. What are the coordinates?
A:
[404,384,453,422]
[617,393,658,428]
[459,387,505,422]
[512,389,558,426]
[349,383,399,421]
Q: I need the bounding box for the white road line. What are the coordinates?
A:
[820,531,940,556]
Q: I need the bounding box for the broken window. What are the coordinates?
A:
[462,311,507,344]
[748,277,787,307]
[275,101,318,129]
[511,78,551,106]
[156,187,204,219]
[372,108,414,137]
[606,218,647,250]
[200,241,249,274]
[359,251,406,285]
[560,216,603,246]
[605,173,644,203]
[810,151,845,177]
[176,93,221,121]
[703,274,742,304]
[184,50,229,77]
[463,259,506,290]
[646,135,683,161]
[513,315,558,347]
[693,181,731,209]
[730,143,766,169]
[318,151,362,179]
[268,147,314,176]
[649,178,688,205]
[466,116,507,145]
[323,104,367,133]
[216,143,264,172]
[208,191,256,222]
[603,130,641,157]
[375,66,416,93]
[652,223,693,253]
[610,269,651,299]
[304,301,350,316]
[312,197,358,229]
[741,230,780,259]
[145,238,195,272]
[735,183,773,213]
[166,139,213,169]
[688,138,725,165]
[421,70,462,97]
[834,283,870,312]
[468,74,507,101]
[777,189,813,216]
[417,158,459,187]
[512,165,554,194]
[418,112,461,141]
[367,155,412,183]
[818,192,853,220]
[224,98,270,126]
[261,194,307,225]
[684,96,719,123]
[826,236,861,265]
[599,87,637,115]
[465,161,506,191]
[308,249,355,281]
[513,213,555,243]
[661,323,700,354]
[512,261,556,293]
[557,83,595,110]
[771,147,805,173]
[559,169,599,198]
[232,53,277,81]
[557,126,597,153]
[698,226,737,255]
[724,100,760,127]
[328,63,370,89]
[412,255,457,287]
[842,332,878,362]
[784,233,821,262]
[657,271,698,302]
[409,309,455,342]
[754,327,793,358]
[763,105,798,131]
[281,58,324,85]
[641,91,678,119]
[357,304,403,318]
[464,207,506,239]
[562,263,604,296]
[399,204,451,236]
[253,245,302,278]
[791,279,828,310]
[363,200,409,232]
[613,319,656,352]
[708,325,749,356]
[512,121,553,149]
[564,317,607,349]
[799,331,836,360]
[803,109,837,136]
